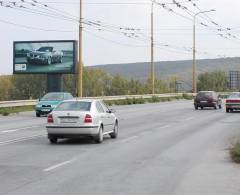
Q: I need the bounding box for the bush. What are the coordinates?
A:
[103,95,190,106]
[0,106,34,116]
[133,98,145,104]
[151,96,160,103]
[126,98,133,105]
[230,143,240,164]
[182,93,193,100]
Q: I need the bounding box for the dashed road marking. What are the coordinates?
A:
[0,125,42,134]
[43,158,76,172]
[120,136,138,143]
[159,125,170,129]
[182,117,195,121]
[0,134,45,146]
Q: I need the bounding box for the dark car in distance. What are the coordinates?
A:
[194,91,222,110]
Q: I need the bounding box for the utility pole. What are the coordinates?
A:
[77,0,83,97]
[193,17,196,93]
[151,1,155,94]
[192,9,215,93]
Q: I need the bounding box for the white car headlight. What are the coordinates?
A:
[51,105,58,108]
[36,104,41,108]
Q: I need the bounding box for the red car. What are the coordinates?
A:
[194,91,222,110]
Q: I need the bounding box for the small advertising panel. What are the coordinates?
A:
[13,40,77,74]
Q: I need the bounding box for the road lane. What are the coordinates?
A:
[0,100,239,195]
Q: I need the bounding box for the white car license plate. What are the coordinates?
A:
[61,118,77,123]
[200,101,207,103]
[42,109,50,112]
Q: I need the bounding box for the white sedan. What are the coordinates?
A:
[46,99,118,144]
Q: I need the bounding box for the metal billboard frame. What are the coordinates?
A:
[13,40,77,74]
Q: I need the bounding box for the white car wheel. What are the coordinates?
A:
[110,121,118,139]
[95,126,103,144]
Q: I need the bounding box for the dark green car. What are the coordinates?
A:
[35,92,74,117]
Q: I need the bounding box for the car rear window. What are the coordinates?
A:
[197,92,213,97]
[229,93,240,98]
[55,101,91,111]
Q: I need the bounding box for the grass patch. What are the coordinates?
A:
[182,93,194,100]
[0,105,35,116]
[230,143,240,164]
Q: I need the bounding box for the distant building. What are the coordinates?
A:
[229,71,240,90]
[176,81,184,93]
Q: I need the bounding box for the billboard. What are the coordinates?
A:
[13,40,77,74]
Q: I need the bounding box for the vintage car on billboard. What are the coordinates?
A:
[27,46,63,65]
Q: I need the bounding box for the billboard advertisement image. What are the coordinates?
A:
[13,40,77,74]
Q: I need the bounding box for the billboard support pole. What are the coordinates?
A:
[47,74,63,93]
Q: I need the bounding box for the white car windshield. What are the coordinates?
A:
[37,47,53,52]
[41,93,64,101]
[55,101,91,111]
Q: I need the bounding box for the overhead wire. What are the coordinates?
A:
[0,0,233,59]
[0,18,76,32]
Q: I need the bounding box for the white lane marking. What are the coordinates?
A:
[159,125,170,129]
[120,136,138,143]
[43,158,76,172]
[0,125,42,134]
[182,117,195,121]
[140,131,151,136]
[0,134,45,146]
[121,125,171,142]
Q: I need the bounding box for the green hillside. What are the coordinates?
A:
[89,57,240,90]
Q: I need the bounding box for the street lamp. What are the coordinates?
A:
[192,9,216,93]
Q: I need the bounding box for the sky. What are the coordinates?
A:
[1,0,240,75]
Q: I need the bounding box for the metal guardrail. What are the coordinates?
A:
[0,100,38,108]
[0,93,193,108]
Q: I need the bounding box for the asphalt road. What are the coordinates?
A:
[0,100,240,195]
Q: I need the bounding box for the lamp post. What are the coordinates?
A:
[193,9,215,93]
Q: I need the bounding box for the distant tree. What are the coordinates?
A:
[83,68,112,97]
[11,74,47,100]
[63,74,76,96]
[155,79,169,94]
[0,68,183,101]
[0,75,13,101]
[128,78,145,95]
[145,75,169,94]
[110,74,128,95]
[197,71,228,92]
